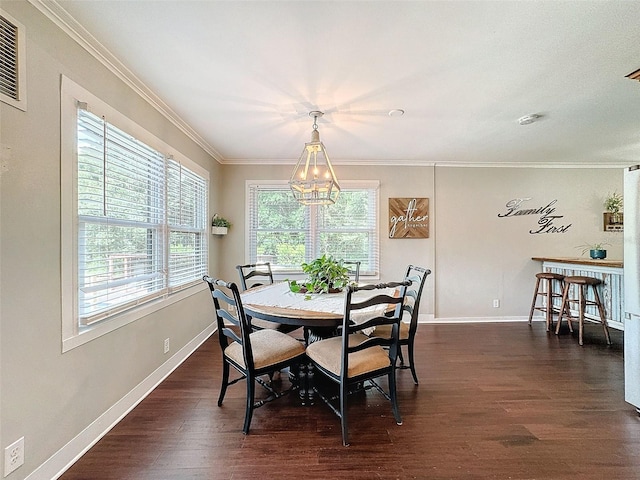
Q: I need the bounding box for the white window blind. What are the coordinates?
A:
[167,157,208,290]
[76,107,207,325]
[247,182,379,274]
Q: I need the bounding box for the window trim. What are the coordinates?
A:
[244,179,380,276]
[61,76,208,352]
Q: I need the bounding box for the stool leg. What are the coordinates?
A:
[528,277,542,326]
[578,285,586,346]
[544,278,553,332]
[591,286,612,345]
[555,283,571,335]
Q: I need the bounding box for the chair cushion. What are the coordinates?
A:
[306,333,391,378]
[225,329,305,370]
[368,322,410,341]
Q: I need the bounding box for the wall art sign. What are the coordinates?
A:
[389,197,429,238]
[498,198,572,234]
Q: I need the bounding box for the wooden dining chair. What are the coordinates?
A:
[306,280,411,446]
[236,262,298,334]
[343,260,361,283]
[368,265,431,384]
[236,262,274,290]
[203,276,306,434]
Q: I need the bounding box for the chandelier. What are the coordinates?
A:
[289,111,340,205]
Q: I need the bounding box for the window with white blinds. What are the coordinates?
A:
[247,181,379,275]
[74,105,207,326]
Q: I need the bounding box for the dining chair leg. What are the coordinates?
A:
[218,361,230,406]
[397,347,405,366]
[389,370,402,425]
[243,375,256,434]
[407,340,419,385]
[340,382,349,447]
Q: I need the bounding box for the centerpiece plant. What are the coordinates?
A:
[288,254,351,294]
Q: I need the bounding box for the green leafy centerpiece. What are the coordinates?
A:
[288,254,350,294]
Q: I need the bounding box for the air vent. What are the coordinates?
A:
[0,14,19,100]
[0,10,26,111]
[626,68,640,82]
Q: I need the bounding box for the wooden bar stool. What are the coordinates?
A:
[554,276,611,346]
[528,272,566,331]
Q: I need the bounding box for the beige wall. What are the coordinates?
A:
[435,167,623,319]
[219,164,623,322]
[0,3,220,478]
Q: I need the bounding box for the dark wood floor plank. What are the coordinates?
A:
[60,323,640,480]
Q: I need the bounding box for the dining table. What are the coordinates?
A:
[240,281,398,404]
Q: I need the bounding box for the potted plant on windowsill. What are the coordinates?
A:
[211,214,231,235]
[288,254,351,294]
[578,242,610,260]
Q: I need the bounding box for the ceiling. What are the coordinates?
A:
[44,0,640,167]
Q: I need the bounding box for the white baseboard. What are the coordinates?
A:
[27,323,216,480]
[418,313,536,324]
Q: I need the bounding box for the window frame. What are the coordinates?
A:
[61,76,209,352]
[245,180,380,277]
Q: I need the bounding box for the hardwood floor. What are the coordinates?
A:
[60,322,640,480]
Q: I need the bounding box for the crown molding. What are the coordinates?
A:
[28,0,224,163]
[218,157,628,169]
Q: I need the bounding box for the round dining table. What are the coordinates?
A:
[240,281,344,328]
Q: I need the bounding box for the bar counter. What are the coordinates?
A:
[531,256,623,268]
[532,256,624,329]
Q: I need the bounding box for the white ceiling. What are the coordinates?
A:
[47,0,640,167]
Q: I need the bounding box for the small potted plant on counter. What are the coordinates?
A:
[578,241,610,260]
[211,214,231,235]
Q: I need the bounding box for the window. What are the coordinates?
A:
[0,10,27,111]
[62,77,208,349]
[247,181,379,275]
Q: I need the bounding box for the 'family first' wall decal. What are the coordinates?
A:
[498,198,572,234]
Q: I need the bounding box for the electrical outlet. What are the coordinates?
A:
[4,437,24,476]
[163,338,170,354]
[493,299,500,308]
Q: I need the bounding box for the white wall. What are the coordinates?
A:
[0,3,221,479]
